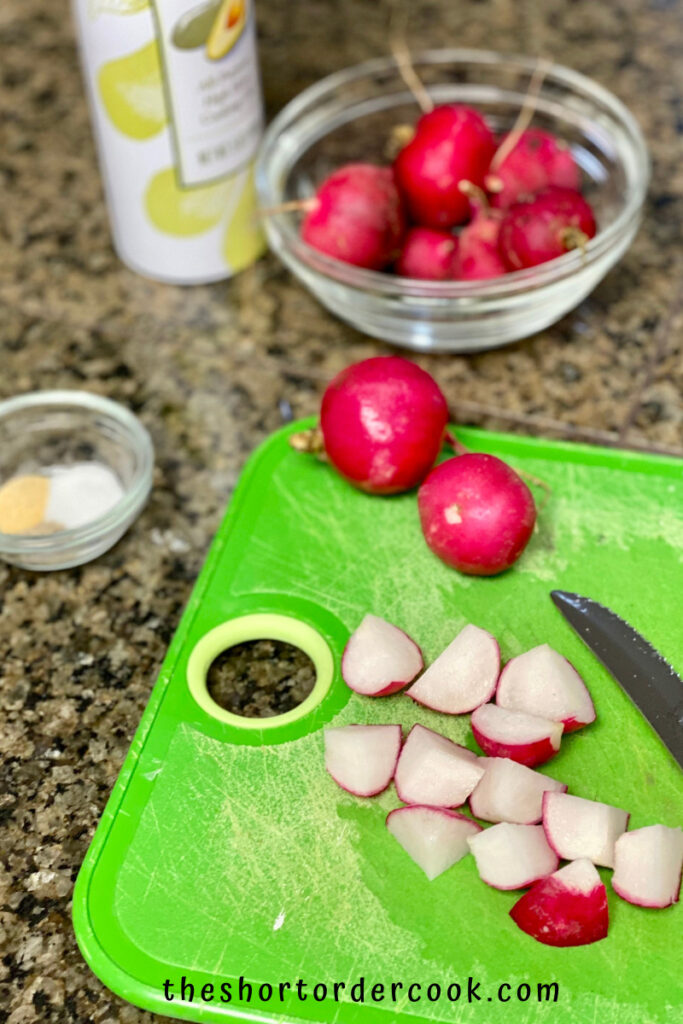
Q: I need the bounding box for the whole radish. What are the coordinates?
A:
[395,227,458,280]
[318,356,448,495]
[393,106,496,228]
[418,453,536,575]
[499,186,597,270]
[485,129,580,209]
[300,164,405,270]
[454,207,506,281]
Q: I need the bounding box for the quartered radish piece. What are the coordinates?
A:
[470,703,563,767]
[612,825,683,908]
[324,725,402,797]
[496,644,596,732]
[467,822,558,890]
[386,805,482,880]
[510,858,608,947]
[406,624,500,714]
[342,614,423,696]
[394,724,485,807]
[542,791,629,868]
[469,757,567,825]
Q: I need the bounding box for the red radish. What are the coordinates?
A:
[486,129,580,209]
[300,164,405,270]
[469,757,567,825]
[499,186,597,270]
[496,644,596,732]
[510,858,608,947]
[453,208,507,281]
[342,614,423,696]
[612,825,683,908]
[418,453,536,575]
[393,106,496,228]
[395,227,459,280]
[394,723,485,808]
[324,724,401,797]
[319,356,449,495]
[406,623,500,714]
[386,805,481,880]
[470,703,563,767]
[542,791,629,868]
[467,822,558,890]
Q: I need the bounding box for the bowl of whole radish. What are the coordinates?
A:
[257,49,649,352]
[293,355,682,947]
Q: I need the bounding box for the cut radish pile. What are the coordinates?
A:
[342,614,423,696]
[394,724,484,807]
[496,643,596,731]
[406,624,500,713]
[324,725,401,797]
[542,792,629,868]
[510,859,608,947]
[471,703,563,767]
[612,825,683,908]
[386,805,481,880]
[467,823,558,890]
[469,758,567,825]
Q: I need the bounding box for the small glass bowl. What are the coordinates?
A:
[0,391,154,570]
[256,49,649,353]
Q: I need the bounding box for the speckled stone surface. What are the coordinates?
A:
[0,0,682,1021]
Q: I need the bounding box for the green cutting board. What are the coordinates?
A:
[73,421,683,1024]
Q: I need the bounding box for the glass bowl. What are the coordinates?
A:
[256,49,649,353]
[0,391,154,570]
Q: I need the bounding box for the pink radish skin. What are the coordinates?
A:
[499,186,597,270]
[510,858,608,947]
[418,453,536,576]
[324,724,402,797]
[301,164,405,270]
[395,227,459,280]
[393,106,496,229]
[486,129,580,210]
[612,825,683,908]
[342,614,423,696]
[469,757,567,825]
[386,805,482,880]
[453,209,507,281]
[406,623,500,714]
[496,644,596,732]
[320,356,449,495]
[471,703,563,767]
[467,823,559,890]
[542,791,629,868]
[394,723,485,808]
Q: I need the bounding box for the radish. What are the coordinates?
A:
[406,623,500,714]
[470,703,563,767]
[324,724,402,797]
[393,106,496,228]
[386,805,481,880]
[612,825,683,908]
[300,164,405,270]
[417,453,536,575]
[467,822,559,890]
[394,723,485,808]
[485,129,580,209]
[509,858,609,947]
[395,227,459,280]
[499,186,597,270]
[341,614,423,696]
[496,644,596,732]
[453,207,507,281]
[542,791,629,868]
[319,356,449,495]
[469,757,567,825]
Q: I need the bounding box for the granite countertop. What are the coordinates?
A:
[1,0,682,1020]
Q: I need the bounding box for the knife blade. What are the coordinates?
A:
[551,590,683,769]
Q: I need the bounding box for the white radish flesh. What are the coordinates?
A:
[470,703,563,767]
[467,822,559,889]
[386,805,482,880]
[342,614,423,696]
[612,824,683,908]
[469,757,567,824]
[496,644,595,731]
[394,723,485,807]
[542,791,629,868]
[406,624,500,714]
[510,858,609,946]
[324,724,402,797]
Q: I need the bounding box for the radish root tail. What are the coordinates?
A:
[389,10,434,115]
[489,57,552,173]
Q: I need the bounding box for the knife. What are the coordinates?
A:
[551,590,683,769]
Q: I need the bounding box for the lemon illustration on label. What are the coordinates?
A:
[222,169,265,270]
[206,0,247,60]
[98,40,166,139]
[145,168,231,236]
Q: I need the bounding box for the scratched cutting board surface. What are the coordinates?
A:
[73,421,683,1024]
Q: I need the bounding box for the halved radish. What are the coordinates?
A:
[386,805,482,880]
[542,791,629,868]
[496,644,595,732]
[342,614,423,696]
[469,757,567,825]
[612,824,683,908]
[467,822,558,890]
[510,858,608,946]
[470,703,563,767]
[406,624,500,714]
[394,723,485,807]
[324,724,402,797]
